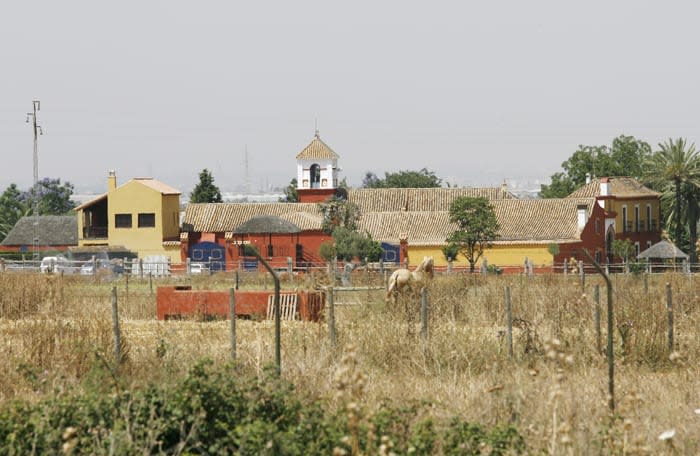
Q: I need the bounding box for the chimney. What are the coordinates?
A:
[577,204,589,230]
[108,170,117,192]
[600,177,610,196]
[501,180,508,197]
[585,173,591,184]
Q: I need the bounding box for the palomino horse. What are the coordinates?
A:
[386,256,434,304]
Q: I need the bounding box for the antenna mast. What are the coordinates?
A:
[26,100,43,261]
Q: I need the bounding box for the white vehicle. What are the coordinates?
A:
[189,262,209,275]
[40,256,71,274]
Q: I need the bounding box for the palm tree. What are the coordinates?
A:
[644,138,700,257]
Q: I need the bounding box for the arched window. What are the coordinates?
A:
[310,164,321,189]
[606,225,615,263]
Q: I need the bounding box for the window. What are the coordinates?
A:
[646,205,652,231]
[622,206,628,233]
[138,213,156,228]
[595,251,601,263]
[634,205,640,232]
[115,213,132,228]
[635,242,640,257]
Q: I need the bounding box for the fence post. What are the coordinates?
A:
[186,257,191,276]
[505,285,513,360]
[91,255,97,276]
[229,288,236,361]
[594,284,601,354]
[149,272,153,295]
[379,258,384,275]
[420,287,429,344]
[447,258,453,274]
[582,249,615,412]
[287,257,292,277]
[578,261,585,291]
[111,286,121,367]
[666,283,673,352]
[235,270,239,290]
[327,287,336,348]
[125,271,129,300]
[139,258,144,279]
[643,273,648,293]
[0,258,4,272]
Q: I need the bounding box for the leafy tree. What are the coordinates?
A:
[279,178,299,203]
[643,138,700,255]
[611,238,635,263]
[362,168,442,188]
[318,195,360,234]
[0,184,27,242]
[445,196,500,273]
[190,169,223,203]
[22,178,76,216]
[441,243,459,262]
[331,227,383,262]
[547,242,560,264]
[540,135,652,198]
[318,241,337,262]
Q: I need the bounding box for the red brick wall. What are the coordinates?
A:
[155,286,324,321]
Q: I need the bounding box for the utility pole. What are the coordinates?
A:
[26,100,43,261]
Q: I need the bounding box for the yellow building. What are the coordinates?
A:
[75,171,182,263]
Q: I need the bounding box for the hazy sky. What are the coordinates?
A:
[2,1,699,194]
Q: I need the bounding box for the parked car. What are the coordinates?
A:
[80,259,112,276]
[40,256,74,274]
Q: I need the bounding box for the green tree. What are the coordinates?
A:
[0,184,27,242]
[331,227,383,262]
[611,238,635,263]
[279,178,299,203]
[22,178,76,216]
[643,138,700,255]
[540,136,652,198]
[190,169,223,203]
[318,195,360,234]
[362,168,442,188]
[445,196,500,273]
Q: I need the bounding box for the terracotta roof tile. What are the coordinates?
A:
[568,177,659,198]
[295,135,339,160]
[132,178,181,195]
[182,203,323,232]
[358,198,597,245]
[348,187,513,212]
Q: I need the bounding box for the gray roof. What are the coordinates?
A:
[1,216,77,246]
[637,240,689,260]
[233,215,301,234]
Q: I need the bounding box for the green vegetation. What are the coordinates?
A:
[0,178,76,243]
[189,168,223,203]
[362,168,442,188]
[0,360,525,455]
[540,135,652,198]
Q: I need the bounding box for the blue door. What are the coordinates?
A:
[189,241,226,271]
[381,243,400,263]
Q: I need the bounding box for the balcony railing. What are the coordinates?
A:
[83,226,108,239]
[623,219,658,233]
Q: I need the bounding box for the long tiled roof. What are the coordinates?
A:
[295,135,339,160]
[348,187,513,212]
[1,216,77,246]
[184,198,596,245]
[568,177,659,198]
[358,198,597,245]
[182,203,323,232]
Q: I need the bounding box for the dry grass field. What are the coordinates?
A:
[0,270,698,454]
